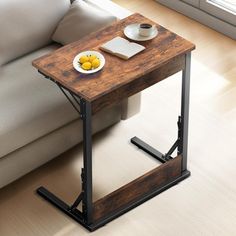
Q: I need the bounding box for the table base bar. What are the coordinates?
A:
[131,136,167,163]
[37,163,190,232]
[92,170,190,230]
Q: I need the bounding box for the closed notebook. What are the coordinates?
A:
[100,36,145,60]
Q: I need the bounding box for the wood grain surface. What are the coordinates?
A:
[32,13,195,114]
[92,155,182,222]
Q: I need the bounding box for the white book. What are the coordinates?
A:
[100,36,145,60]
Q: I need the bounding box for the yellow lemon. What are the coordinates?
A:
[92,58,100,69]
[88,55,97,63]
[79,55,89,64]
[82,62,92,70]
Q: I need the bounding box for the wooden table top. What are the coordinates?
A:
[33,13,195,113]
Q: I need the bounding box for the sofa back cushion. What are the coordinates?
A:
[0,0,70,66]
[52,0,117,45]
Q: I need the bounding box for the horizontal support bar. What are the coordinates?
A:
[131,136,166,163]
[93,155,182,222]
[92,169,190,230]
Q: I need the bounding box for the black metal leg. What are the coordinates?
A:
[35,89,94,229]
[130,53,191,171]
[81,100,93,224]
[179,52,191,172]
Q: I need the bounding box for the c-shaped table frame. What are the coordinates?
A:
[37,53,191,231]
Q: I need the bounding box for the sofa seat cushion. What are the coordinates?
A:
[0,0,70,66]
[0,44,80,159]
[52,0,117,45]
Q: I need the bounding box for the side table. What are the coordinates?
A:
[32,13,195,231]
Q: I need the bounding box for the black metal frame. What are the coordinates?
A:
[36,52,192,231]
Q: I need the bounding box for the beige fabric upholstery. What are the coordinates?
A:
[52,0,117,45]
[0,0,70,65]
[0,105,121,188]
[0,44,80,158]
[121,94,142,120]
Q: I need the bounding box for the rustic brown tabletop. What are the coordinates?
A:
[33,13,194,114]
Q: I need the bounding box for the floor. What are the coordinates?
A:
[1,0,236,235]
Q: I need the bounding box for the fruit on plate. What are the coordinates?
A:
[91,58,100,69]
[79,54,101,71]
[81,62,92,70]
[79,55,89,64]
[89,55,97,63]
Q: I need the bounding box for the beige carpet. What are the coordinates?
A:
[0,1,236,235]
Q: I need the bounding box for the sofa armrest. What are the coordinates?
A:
[85,0,131,19]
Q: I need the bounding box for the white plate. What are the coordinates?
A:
[73,51,105,74]
[124,24,158,41]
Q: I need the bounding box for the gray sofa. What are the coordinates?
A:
[0,0,141,188]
